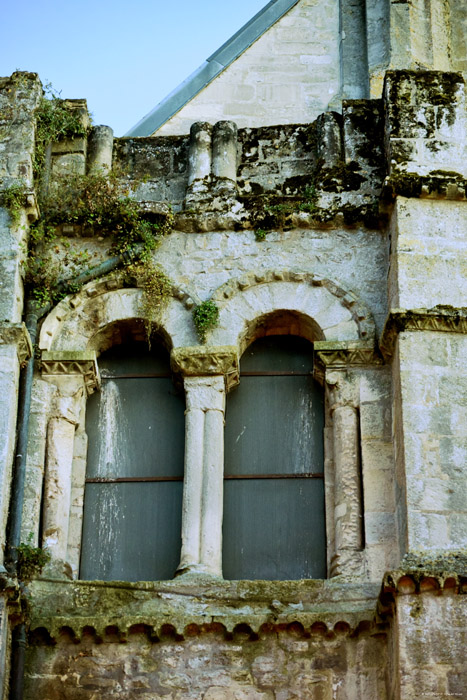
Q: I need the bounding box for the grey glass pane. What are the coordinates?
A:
[98,342,171,377]
[86,376,185,478]
[225,375,324,476]
[240,335,314,373]
[80,482,182,581]
[222,479,326,580]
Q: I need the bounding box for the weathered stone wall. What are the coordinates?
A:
[23,578,387,700]
[24,625,387,700]
[388,592,467,700]
[392,331,467,553]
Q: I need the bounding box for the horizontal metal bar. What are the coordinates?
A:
[240,371,312,377]
[86,473,324,484]
[101,373,171,379]
[224,473,324,480]
[86,476,183,483]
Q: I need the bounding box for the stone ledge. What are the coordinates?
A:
[380,307,467,359]
[26,578,381,641]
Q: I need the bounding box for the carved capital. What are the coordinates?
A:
[0,322,33,366]
[380,307,467,360]
[41,351,100,395]
[314,340,383,385]
[171,345,239,391]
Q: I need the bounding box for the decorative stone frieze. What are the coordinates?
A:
[171,345,239,391]
[0,322,32,366]
[314,340,383,383]
[40,351,100,395]
[380,307,467,360]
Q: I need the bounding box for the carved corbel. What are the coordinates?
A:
[41,350,100,395]
[0,322,33,366]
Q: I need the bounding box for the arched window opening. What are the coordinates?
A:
[80,341,185,581]
[223,335,326,580]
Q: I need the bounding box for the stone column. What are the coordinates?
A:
[179,376,226,577]
[212,120,238,189]
[171,345,239,578]
[87,125,114,172]
[187,122,212,186]
[41,351,99,577]
[326,370,364,577]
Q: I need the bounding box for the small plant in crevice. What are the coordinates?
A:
[2,181,27,224]
[193,300,219,343]
[17,535,50,582]
[254,228,268,242]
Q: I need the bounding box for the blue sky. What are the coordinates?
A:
[2,0,268,136]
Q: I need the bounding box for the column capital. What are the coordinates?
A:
[171,345,239,391]
[314,340,383,384]
[0,322,33,366]
[40,351,100,395]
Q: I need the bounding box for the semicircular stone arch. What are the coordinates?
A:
[39,275,200,353]
[209,270,375,352]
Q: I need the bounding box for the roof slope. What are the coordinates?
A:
[125,0,300,137]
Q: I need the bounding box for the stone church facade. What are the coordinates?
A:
[0,1,466,698]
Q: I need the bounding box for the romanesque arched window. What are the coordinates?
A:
[80,341,185,581]
[223,335,326,580]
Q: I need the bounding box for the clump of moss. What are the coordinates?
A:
[193,300,219,343]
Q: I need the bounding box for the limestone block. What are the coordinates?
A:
[363,468,396,513]
[364,512,396,546]
[51,153,86,177]
[389,198,467,310]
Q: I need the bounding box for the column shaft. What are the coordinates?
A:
[333,404,363,552]
[179,376,225,577]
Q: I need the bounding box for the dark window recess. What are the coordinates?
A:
[80,342,185,582]
[223,335,326,580]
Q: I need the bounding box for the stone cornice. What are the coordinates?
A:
[378,569,467,620]
[313,341,384,382]
[0,322,33,366]
[26,578,381,642]
[171,345,240,391]
[41,351,100,395]
[380,307,467,360]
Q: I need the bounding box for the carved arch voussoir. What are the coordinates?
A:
[208,270,375,350]
[39,273,201,353]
